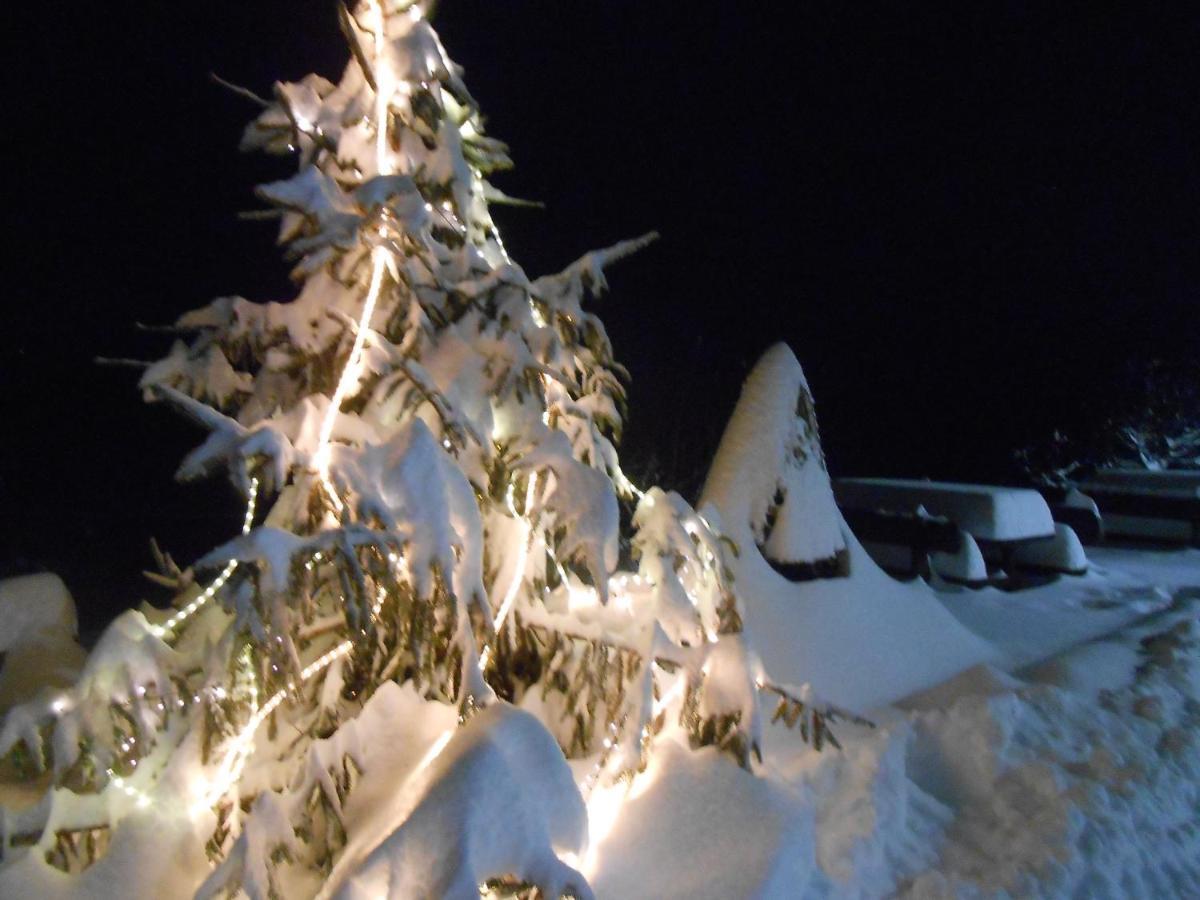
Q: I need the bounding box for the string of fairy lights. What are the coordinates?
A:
[150,477,259,641]
[198,1,398,811]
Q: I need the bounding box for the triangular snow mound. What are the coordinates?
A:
[701,343,844,566]
[700,345,999,711]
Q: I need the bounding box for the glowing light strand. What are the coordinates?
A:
[478,475,538,668]
[151,478,259,640]
[197,572,388,812]
[312,0,393,486]
[194,638,354,814]
[202,4,402,810]
[107,769,152,810]
[312,249,388,486]
[569,671,688,876]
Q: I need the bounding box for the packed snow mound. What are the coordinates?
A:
[1013,522,1089,575]
[330,701,590,899]
[701,343,845,567]
[589,741,829,897]
[930,531,988,584]
[0,574,86,712]
[725,524,1000,711]
[701,346,998,711]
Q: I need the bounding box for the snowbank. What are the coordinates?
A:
[700,343,845,567]
[589,741,827,897]
[726,524,1000,712]
[0,574,86,712]
[325,694,588,899]
[701,346,999,711]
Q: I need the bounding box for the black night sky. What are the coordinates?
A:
[5,2,1199,635]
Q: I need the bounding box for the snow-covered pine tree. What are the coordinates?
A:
[0,3,840,894]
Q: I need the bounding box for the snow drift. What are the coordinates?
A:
[700,344,846,569]
[328,701,590,900]
[700,344,999,711]
[0,574,86,713]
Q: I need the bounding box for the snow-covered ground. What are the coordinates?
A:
[584,545,1200,898]
[3,545,1196,898]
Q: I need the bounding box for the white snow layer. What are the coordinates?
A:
[587,553,1200,898]
[327,697,589,899]
[701,343,845,565]
[2,548,1198,899]
[834,478,1056,543]
[701,345,999,711]
[0,574,85,712]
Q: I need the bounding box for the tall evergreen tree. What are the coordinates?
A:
[0,3,848,894]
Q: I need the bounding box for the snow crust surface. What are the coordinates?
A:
[834,478,1056,542]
